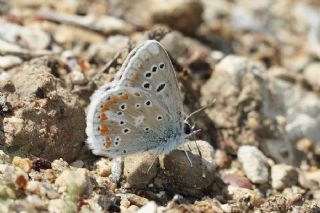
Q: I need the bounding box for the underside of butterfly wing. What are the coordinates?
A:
[86,86,184,158]
[86,40,186,158]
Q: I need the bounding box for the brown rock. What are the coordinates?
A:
[1,57,86,162]
[155,149,215,197]
[123,152,158,188]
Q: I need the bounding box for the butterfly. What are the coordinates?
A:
[85,40,197,159]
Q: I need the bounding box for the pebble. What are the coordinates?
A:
[238,145,270,184]
[227,185,264,207]
[303,62,320,90]
[151,0,203,33]
[0,150,10,164]
[95,158,112,177]
[271,164,299,190]
[70,160,84,168]
[137,201,158,213]
[0,55,22,69]
[55,168,92,197]
[12,156,32,173]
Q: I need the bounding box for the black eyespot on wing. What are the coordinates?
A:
[159,63,165,69]
[151,65,157,72]
[145,100,152,106]
[157,115,163,120]
[120,104,126,110]
[145,72,152,78]
[156,83,166,93]
[123,128,130,133]
[143,82,150,89]
[117,111,123,115]
[135,103,141,108]
[123,150,127,154]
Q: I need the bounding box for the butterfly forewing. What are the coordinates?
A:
[117,40,183,120]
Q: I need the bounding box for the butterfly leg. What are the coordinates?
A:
[111,156,123,183]
[146,155,158,174]
[184,149,193,167]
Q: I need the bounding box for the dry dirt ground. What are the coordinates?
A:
[0,0,320,212]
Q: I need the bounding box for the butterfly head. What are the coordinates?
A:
[183,120,197,137]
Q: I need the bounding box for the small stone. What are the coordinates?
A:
[227,185,264,207]
[126,193,149,207]
[151,0,203,33]
[26,181,44,196]
[303,62,320,90]
[137,201,158,213]
[48,199,77,213]
[299,170,320,189]
[51,159,69,172]
[238,145,270,184]
[55,168,92,197]
[271,164,299,190]
[12,156,32,173]
[95,158,112,177]
[0,55,22,69]
[0,150,10,164]
[221,173,252,189]
[70,160,84,168]
[214,149,231,168]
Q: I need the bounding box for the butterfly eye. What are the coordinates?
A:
[159,63,165,70]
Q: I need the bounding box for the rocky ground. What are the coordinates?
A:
[0,0,320,212]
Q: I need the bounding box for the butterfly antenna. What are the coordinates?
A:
[184,99,216,122]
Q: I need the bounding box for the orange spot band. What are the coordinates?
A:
[134,92,140,97]
[104,136,111,149]
[100,113,107,121]
[101,104,109,112]
[109,96,117,104]
[100,124,108,135]
[121,93,128,100]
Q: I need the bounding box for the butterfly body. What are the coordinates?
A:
[86,40,190,158]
